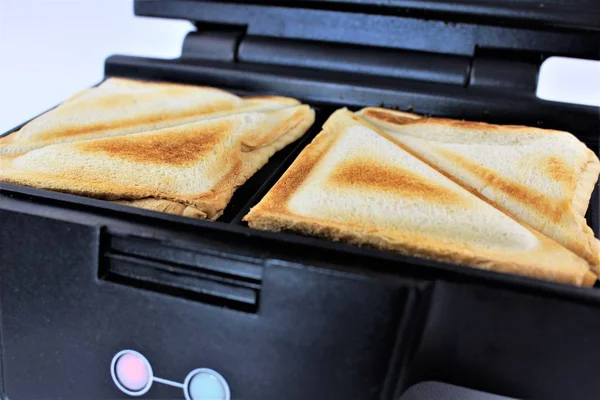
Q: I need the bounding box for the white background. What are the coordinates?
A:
[0,0,598,134]
[0,0,192,133]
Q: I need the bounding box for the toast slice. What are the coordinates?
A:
[0,78,302,155]
[358,107,600,272]
[244,108,595,286]
[0,105,315,220]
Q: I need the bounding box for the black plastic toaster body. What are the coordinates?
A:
[1,1,599,399]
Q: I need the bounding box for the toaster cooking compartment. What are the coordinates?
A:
[1,0,599,399]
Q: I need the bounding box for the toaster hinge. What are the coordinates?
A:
[234,35,471,87]
[466,49,541,93]
[179,30,542,93]
[181,27,247,62]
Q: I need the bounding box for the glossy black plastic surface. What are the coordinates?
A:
[0,208,413,399]
[135,0,600,58]
[1,2,600,399]
[238,36,470,86]
[1,57,599,398]
[197,0,600,31]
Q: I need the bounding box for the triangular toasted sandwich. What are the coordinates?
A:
[0,105,315,220]
[358,107,600,272]
[244,108,594,286]
[0,78,302,155]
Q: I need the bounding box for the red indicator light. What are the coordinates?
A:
[111,349,154,396]
[115,353,150,391]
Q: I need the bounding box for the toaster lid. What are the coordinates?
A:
[134,0,600,59]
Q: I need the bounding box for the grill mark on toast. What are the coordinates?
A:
[408,117,565,134]
[438,149,569,222]
[35,99,238,141]
[544,156,577,187]
[362,105,565,134]
[328,158,463,204]
[361,108,421,125]
[258,128,342,212]
[77,121,229,166]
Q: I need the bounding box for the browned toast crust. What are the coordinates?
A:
[357,106,600,270]
[0,105,315,220]
[245,108,595,286]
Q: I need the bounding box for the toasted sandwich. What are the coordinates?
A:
[0,78,302,155]
[244,108,595,286]
[358,107,600,272]
[0,105,315,220]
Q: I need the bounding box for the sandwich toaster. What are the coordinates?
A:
[0,1,599,399]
